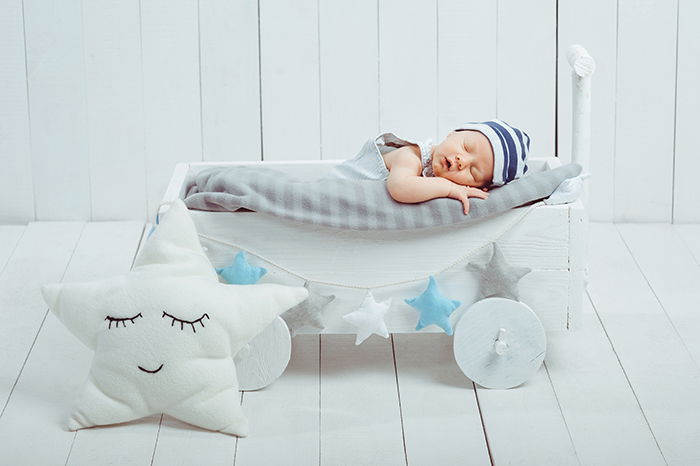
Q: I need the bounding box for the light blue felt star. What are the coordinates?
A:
[216,251,267,285]
[404,275,462,335]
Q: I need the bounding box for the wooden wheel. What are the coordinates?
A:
[234,316,292,391]
[453,297,546,389]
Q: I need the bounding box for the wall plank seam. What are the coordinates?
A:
[21,0,37,223]
[670,0,680,223]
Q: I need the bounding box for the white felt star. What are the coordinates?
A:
[342,291,391,345]
[41,199,308,437]
[466,242,531,301]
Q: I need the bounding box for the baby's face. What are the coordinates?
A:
[431,130,494,187]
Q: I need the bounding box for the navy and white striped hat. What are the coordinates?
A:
[455,119,530,187]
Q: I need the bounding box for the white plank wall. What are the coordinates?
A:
[23,0,91,221]
[141,0,202,221]
[378,0,438,141]
[259,0,320,161]
[498,0,556,160]
[614,0,678,222]
[437,1,498,136]
[1,0,699,223]
[673,0,700,223]
[200,0,261,163]
[0,0,33,224]
[319,0,379,160]
[83,0,146,221]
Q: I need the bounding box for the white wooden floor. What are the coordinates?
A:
[0,222,699,465]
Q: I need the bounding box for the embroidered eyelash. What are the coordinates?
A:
[162,311,210,333]
[105,313,143,329]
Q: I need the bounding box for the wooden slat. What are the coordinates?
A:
[614,0,677,222]
[0,223,146,465]
[437,0,497,136]
[141,0,202,221]
[616,224,700,369]
[474,366,578,465]
[233,335,320,466]
[83,0,146,221]
[498,0,556,158]
[586,223,700,464]
[392,333,490,465]
[23,0,91,220]
[545,295,665,465]
[319,0,379,160]
[0,0,34,224]
[378,0,438,140]
[259,0,320,161]
[557,0,617,222]
[199,0,261,162]
[320,334,405,465]
[673,0,700,222]
[0,222,85,411]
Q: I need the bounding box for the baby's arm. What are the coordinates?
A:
[386,150,488,214]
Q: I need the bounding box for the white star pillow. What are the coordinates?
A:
[342,291,391,345]
[41,199,308,437]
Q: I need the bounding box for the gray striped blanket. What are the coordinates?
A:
[183,163,582,230]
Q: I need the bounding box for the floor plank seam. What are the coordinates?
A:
[389,335,409,466]
[0,226,27,279]
[542,361,581,465]
[63,431,77,466]
[585,288,669,466]
[149,413,164,466]
[318,335,322,466]
[615,225,700,374]
[0,307,51,419]
[233,391,243,465]
[472,383,494,466]
[131,224,149,268]
[0,222,87,420]
[672,225,700,268]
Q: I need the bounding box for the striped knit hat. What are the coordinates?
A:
[455,119,530,187]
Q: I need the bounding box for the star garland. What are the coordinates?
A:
[207,237,535,344]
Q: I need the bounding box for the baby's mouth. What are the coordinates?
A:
[138,363,164,374]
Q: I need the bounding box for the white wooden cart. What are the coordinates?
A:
[161,45,595,390]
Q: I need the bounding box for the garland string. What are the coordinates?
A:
[195,200,545,290]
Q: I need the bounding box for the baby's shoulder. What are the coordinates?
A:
[381,145,422,173]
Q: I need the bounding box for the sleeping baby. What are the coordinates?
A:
[330,119,530,214]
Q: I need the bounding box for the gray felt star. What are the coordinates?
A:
[466,242,531,301]
[281,281,336,337]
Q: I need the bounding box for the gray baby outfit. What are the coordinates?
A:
[328,133,435,181]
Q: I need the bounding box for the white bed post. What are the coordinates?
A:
[565,45,595,329]
[566,44,596,206]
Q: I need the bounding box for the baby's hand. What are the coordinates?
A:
[447,184,489,215]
